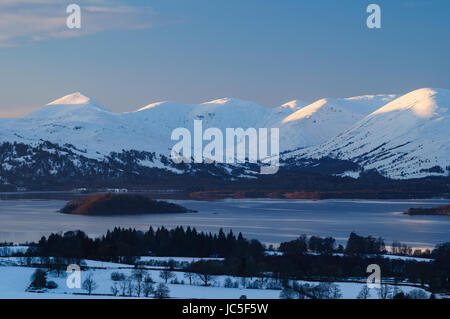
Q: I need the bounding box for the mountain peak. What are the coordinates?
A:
[371,87,450,118]
[25,92,110,119]
[47,92,94,106]
[202,98,235,105]
[201,97,261,107]
[281,100,308,109]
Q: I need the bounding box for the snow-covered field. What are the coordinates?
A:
[0,256,432,299]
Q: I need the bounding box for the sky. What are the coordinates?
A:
[0,0,449,116]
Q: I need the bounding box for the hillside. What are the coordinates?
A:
[286,88,450,179]
[278,94,396,150]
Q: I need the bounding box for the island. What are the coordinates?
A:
[60,193,192,215]
[404,204,450,216]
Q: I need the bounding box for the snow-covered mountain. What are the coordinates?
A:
[286,88,450,179]
[0,93,302,182]
[0,91,396,157]
[125,97,273,154]
[1,93,142,159]
[276,94,397,151]
[0,88,448,183]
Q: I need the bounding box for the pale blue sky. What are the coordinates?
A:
[0,0,449,116]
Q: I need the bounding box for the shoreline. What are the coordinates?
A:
[1,190,449,201]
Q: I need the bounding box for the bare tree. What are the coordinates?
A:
[377,284,392,299]
[189,261,217,287]
[240,277,249,289]
[110,283,119,296]
[195,272,215,287]
[184,271,195,285]
[142,276,154,297]
[52,257,66,277]
[132,268,147,281]
[224,277,234,288]
[134,282,142,297]
[310,283,335,299]
[119,278,128,296]
[126,278,134,297]
[357,285,371,299]
[159,269,175,284]
[132,269,147,297]
[290,282,341,299]
[330,284,343,299]
[82,273,98,295]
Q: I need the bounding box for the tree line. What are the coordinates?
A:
[29,226,264,261]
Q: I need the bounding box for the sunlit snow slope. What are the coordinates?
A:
[288,88,450,179]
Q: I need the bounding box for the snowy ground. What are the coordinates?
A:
[0,256,433,299]
[380,254,433,263]
[0,247,433,263]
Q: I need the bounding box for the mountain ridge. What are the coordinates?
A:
[285,88,450,179]
[0,88,448,181]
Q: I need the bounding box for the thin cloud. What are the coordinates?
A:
[0,0,172,47]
